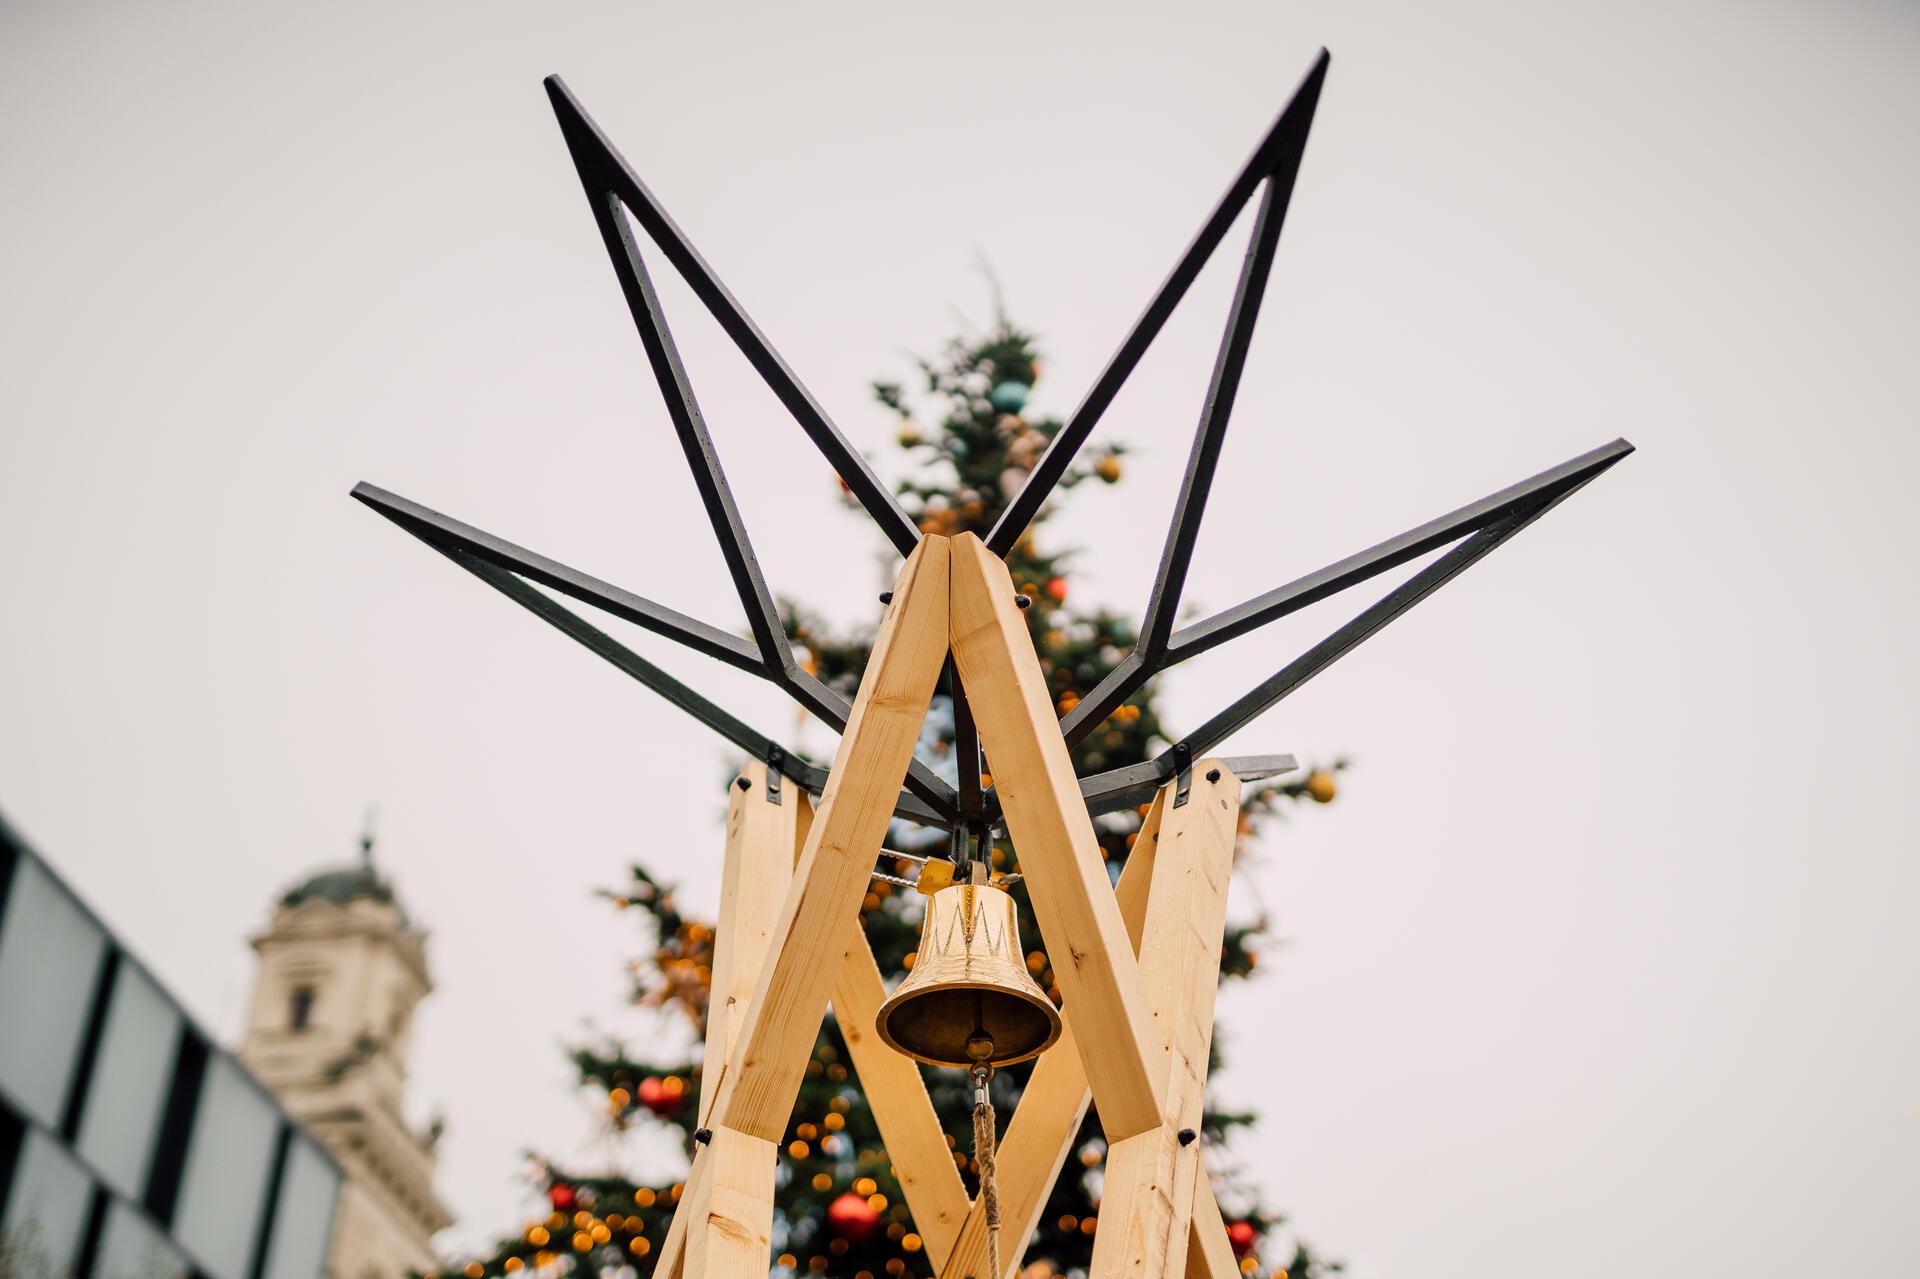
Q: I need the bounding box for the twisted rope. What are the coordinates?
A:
[972,1063,1001,1279]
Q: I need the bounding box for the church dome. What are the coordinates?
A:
[282,834,403,916]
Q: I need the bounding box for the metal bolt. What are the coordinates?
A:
[694,1128,712,1145]
[1015,594,1032,609]
[736,777,751,791]
[879,590,893,604]
[1205,768,1221,783]
[1177,1128,1197,1146]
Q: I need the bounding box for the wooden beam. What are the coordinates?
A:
[1157,768,1242,1279]
[946,531,1164,1140]
[1090,764,1240,1279]
[660,538,951,1278]
[699,761,800,1129]
[680,1126,778,1279]
[690,762,800,1275]
[937,793,1168,1279]
[661,761,802,1279]
[1186,1177,1241,1279]
[784,787,974,1268]
[704,533,950,1138]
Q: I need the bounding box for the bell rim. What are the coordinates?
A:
[874,976,1064,1070]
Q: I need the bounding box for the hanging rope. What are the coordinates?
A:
[964,860,1002,1279]
[971,1060,1001,1279]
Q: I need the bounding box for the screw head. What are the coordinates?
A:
[1014,594,1032,609]
[694,1128,713,1145]
[879,590,894,604]
[1206,768,1221,783]
[1178,1128,1198,1146]
[736,777,752,791]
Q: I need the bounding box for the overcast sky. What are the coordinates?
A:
[3,1,1916,1276]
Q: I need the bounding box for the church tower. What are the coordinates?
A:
[239,835,453,1279]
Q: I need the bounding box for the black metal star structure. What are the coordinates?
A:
[352,48,1631,834]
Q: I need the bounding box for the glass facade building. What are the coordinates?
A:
[0,813,342,1279]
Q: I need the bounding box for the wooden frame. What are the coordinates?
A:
[661,534,1249,1279]
[346,56,1631,1279]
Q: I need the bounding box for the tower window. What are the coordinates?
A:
[289,984,316,1031]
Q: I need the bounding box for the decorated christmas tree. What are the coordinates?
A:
[448,313,1344,1279]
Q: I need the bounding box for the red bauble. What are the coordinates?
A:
[826,1191,879,1242]
[1227,1220,1258,1258]
[1045,576,1068,602]
[636,1076,681,1116]
[548,1182,576,1212]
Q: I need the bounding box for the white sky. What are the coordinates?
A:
[3,1,1916,1275]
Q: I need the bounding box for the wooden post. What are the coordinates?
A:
[663,760,800,1279]
[680,1127,777,1279]
[699,761,801,1129]
[1089,765,1240,1279]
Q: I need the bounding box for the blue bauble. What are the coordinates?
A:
[988,380,1030,413]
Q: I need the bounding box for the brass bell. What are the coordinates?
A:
[877,867,1063,1069]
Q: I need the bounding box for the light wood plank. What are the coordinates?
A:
[1186,1177,1241,1279]
[699,761,800,1129]
[946,531,1164,1140]
[705,534,951,1140]
[681,1126,778,1279]
[661,765,800,1279]
[1095,1132,1180,1279]
[1089,764,1240,1279]
[661,539,951,1278]
[1159,769,1241,1279]
[676,761,800,1277]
